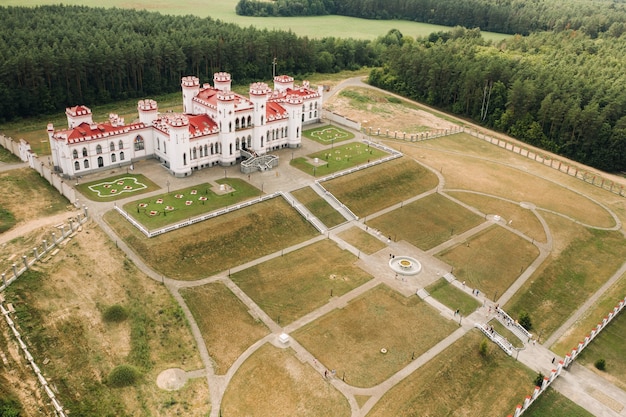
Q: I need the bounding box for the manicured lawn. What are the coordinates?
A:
[105,196,318,280]
[122,178,260,229]
[322,158,439,217]
[437,225,540,302]
[230,239,372,325]
[368,192,485,251]
[180,283,269,374]
[523,388,594,417]
[303,125,354,145]
[79,174,159,201]
[221,343,350,416]
[291,142,387,177]
[293,285,458,387]
[367,330,535,417]
[291,186,346,228]
[505,228,626,341]
[425,278,481,317]
[337,226,387,255]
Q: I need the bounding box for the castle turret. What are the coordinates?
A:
[181,76,200,114]
[66,105,93,128]
[138,99,158,125]
[214,72,232,92]
[217,90,237,166]
[283,94,303,148]
[273,75,294,93]
[249,82,270,128]
[167,115,192,177]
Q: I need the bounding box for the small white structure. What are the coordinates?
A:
[278,333,290,344]
[48,73,323,178]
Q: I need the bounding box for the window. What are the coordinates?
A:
[84,159,89,169]
[210,143,214,155]
[111,153,116,163]
[229,122,232,132]
[157,138,160,150]
[229,143,232,155]
[261,136,264,147]
[192,147,197,159]
[82,147,88,157]
[235,119,240,130]
[235,138,240,151]
[96,144,102,154]
[110,142,115,152]
[247,136,251,148]
[134,135,145,151]
[163,142,166,154]
[310,103,313,110]
[120,152,125,161]
[247,116,252,126]
[98,156,104,167]
[74,161,80,170]
[118,140,123,150]
[261,116,264,125]
[204,144,208,156]
[315,102,318,109]
[183,153,187,165]
[73,149,78,159]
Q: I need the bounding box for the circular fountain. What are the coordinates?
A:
[389,256,422,276]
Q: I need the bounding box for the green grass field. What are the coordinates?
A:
[78,173,159,201]
[337,226,387,255]
[231,239,372,325]
[368,192,485,251]
[0,0,510,42]
[523,388,594,417]
[122,178,259,229]
[322,157,439,217]
[426,278,481,317]
[290,186,346,228]
[303,125,355,145]
[291,142,387,177]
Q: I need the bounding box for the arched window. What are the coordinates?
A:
[210,143,214,154]
[96,144,102,154]
[302,114,305,121]
[98,156,104,167]
[192,147,197,159]
[163,142,166,154]
[247,115,252,126]
[72,149,78,159]
[229,122,232,132]
[111,153,116,163]
[157,138,160,150]
[235,138,240,151]
[120,152,125,161]
[314,110,318,117]
[261,136,264,147]
[82,147,88,157]
[309,112,312,119]
[247,136,252,148]
[204,144,208,156]
[310,103,313,110]
[260,116,264,125]
[229,143,233,155]
[183,153,187,165]
[297,127,300,137]
[199,147,203,158]
[315,102,318,109]
[302,104,305,112]
[118,140,124,149]
[110,142,115,152]
[235,119,240,130]
[134,135,145,151]
[285,127,288,136]
[74,161,80,171]
[84,159,89,168]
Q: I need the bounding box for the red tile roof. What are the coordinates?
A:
[53,121,146,144]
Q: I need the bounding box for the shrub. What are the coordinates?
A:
[595,358,606,371]
[107,364,140,388]
[103,304,128,323]
[533,372,545,387]
[519,311,533,331]
[479,338,489,357]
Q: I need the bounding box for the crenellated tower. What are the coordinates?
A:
[181,76,200,114]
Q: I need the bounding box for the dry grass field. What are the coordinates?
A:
[322,158,438,217]
[231,239,372,325]
[337,226,387,254]
[291,186,347,228]
[367,192,485,251]
[366,330,535,417]
[437,225,540,301]
[2,222,206,416]
[180,282,269,374]
[293,285,458,387]
[221,343,351,416]
[425,278,482,316]
[104,196,318,280]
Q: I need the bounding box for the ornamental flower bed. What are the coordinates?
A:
[185,201,193,206]
[165,206,175,211]
[138,203,148,208]
[149,210,158,216]
[190,190,197,195]
[175,194,183,199]
[199,196,207,201]
[156,199,164,204]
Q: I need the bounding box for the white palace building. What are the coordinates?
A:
[48,73,323,177]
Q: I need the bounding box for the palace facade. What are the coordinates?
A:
[48,73,323,177]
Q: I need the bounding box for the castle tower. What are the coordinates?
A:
[273,75,294,93]
[137,99,158,125]
[283,94,303,148]
[66,105,93,128]
[181,76,200,114]
[249,82,270,128]
[214,72,232,92]
[167,115,192,177]
[217,90,237,166]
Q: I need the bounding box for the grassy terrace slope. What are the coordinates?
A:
[104,196,318,280]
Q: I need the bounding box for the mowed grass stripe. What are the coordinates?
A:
[322,158,438,217]
[293,285,458,388]
[180,283,269,374]
[104,196,318,280]
[231,239,372,325]
[368,192,484,251]
[291,186,346,228]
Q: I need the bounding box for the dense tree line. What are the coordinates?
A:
[236,0,626,37]
[0,5,380,122]
[369,28,626,172]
